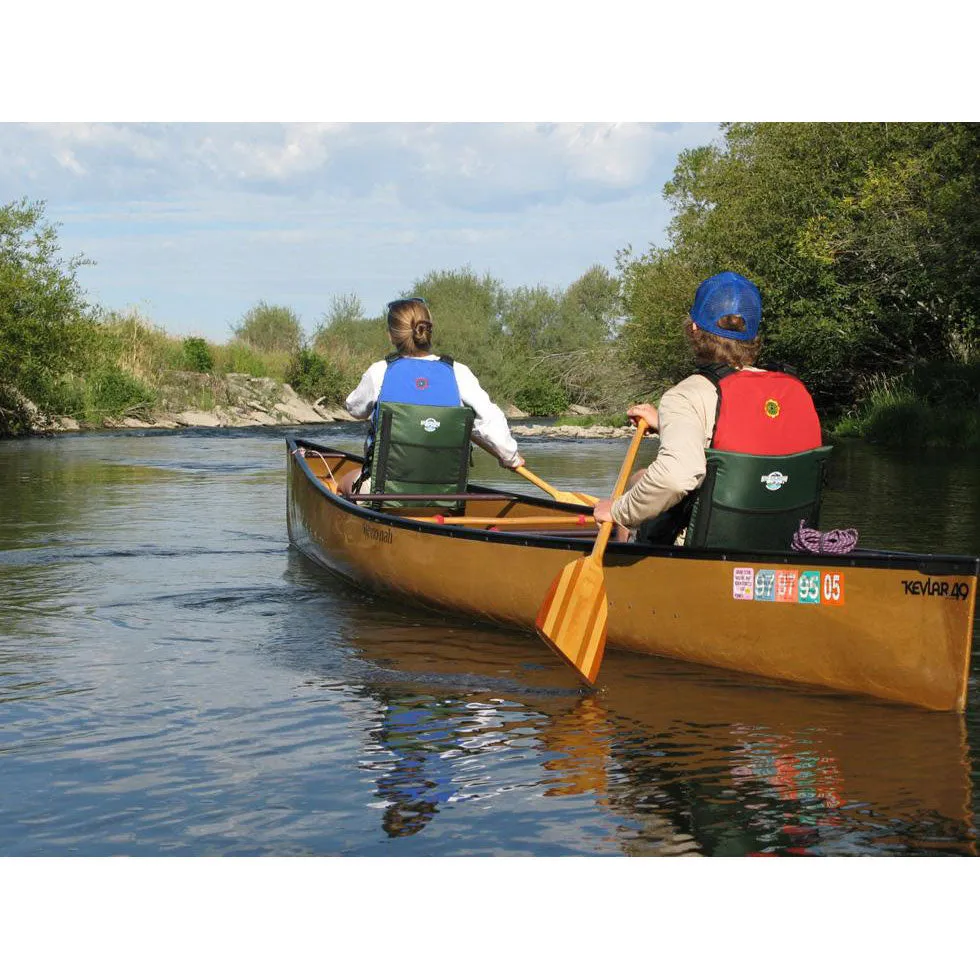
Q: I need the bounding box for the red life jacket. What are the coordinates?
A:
[698,363,822,454]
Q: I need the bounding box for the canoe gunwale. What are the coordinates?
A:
[288,436,980,577]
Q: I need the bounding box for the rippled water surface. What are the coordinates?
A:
[1,425,978,856]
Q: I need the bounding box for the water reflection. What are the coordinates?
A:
[370,693,469,838]
[286,553,975,856]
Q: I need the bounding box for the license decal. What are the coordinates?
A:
[731,566,846,606]
[821,572,845,605]
[798,570,821,604]
[774,570,799,602]
[754,569,776,602]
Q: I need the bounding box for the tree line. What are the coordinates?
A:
[2,122,978,444]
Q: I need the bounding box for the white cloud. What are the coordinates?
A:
[0,122,721,340]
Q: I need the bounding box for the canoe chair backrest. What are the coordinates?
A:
[684,445,833,551]
[372,401,475,510]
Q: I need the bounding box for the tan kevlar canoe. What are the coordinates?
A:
[286,436,978,712]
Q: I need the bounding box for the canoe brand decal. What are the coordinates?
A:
[760,471,789,492]
[731,567,844,605]
[420,417,441,433]
[362,524,392,545]
[901,578,971,601]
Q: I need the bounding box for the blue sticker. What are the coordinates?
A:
[754,569,776,602]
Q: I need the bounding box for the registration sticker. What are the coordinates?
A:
[733,566,845,607]
[754,569,776,602]
[798,570,821,604]
[821,571,845,605]
[774,569,799,602]
[733,567,754,600]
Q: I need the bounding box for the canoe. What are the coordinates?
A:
[285,436,979,712]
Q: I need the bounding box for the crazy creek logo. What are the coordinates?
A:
[415,377,429,391]
[420,417,441,433]
[901,578,971,601]
[733,566,844,605]
[760,471,789,492]
[764,398,781,419]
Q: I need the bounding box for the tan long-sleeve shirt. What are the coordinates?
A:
[610,373,719,530]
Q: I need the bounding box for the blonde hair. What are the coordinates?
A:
[387,298,433,356]
[684,315,761,369]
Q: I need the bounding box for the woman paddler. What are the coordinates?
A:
[338,297,525,498]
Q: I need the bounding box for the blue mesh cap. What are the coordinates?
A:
[689,271,762,340]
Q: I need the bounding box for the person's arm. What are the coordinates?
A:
[345,361,387,420]
[453,363,524,467]
[609,382,712,529]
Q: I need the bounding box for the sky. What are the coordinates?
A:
[5,2,969,347]
[0,121,721,342]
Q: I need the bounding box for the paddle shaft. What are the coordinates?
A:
[590,418,649,561]
[515,466,598,506]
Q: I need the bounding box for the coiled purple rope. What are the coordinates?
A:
[791,519,859,555]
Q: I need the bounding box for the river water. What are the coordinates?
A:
[1,425,978,857]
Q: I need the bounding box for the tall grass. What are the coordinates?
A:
[211,341,291,380]
[832,363,980,449]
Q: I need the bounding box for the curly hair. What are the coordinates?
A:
[684,315,761,369]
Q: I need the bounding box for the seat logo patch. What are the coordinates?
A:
[415,377,429,391]
[764,398,780,419]
[420,417,441,433]
[760,471,789,491]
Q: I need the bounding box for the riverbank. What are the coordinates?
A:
[12,368,978,448]
[7,372,637,440]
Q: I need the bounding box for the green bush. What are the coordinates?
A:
[182,337,214,373]
[0,199,102,409]
[285,349,345,403]
[513,374,570,416]
[82,365,155,422]
[232,302,303,353]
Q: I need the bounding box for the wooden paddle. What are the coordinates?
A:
[515,466,598,506]
[535,419,649,685]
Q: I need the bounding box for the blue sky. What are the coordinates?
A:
[1,122,721,342]
[4,5,964,345]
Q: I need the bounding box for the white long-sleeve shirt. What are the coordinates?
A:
[345,355,522,467]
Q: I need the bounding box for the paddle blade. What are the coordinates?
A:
[535,556,608,685]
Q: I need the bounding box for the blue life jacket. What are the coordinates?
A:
[357,354,475,507]
[376,353,462,413]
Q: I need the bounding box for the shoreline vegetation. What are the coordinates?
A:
[2,123,978,449]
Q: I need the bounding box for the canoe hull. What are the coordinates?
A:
[287,438,978,712]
